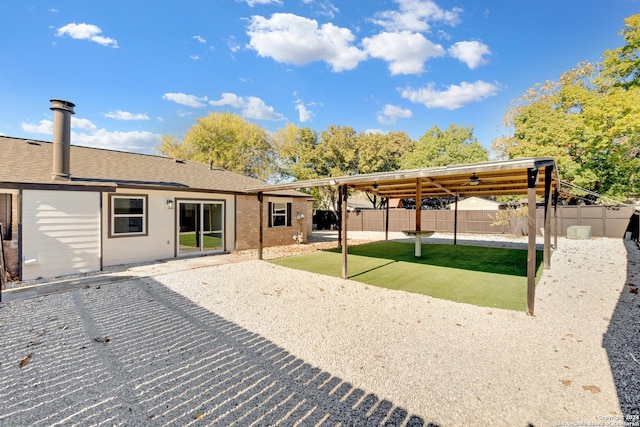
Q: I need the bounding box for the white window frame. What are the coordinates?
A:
[109,194,147,237]
[271,202,287,228]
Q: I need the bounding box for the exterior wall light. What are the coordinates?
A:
[166,199,174,209]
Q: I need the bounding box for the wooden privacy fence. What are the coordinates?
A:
[345,205,638,238]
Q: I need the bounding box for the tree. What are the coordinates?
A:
[158,135,195,160]
[357,131,414,208]
[272,124,414,211]
[271,122,319,182]
[400,124,488,169]
[271,123,330,210]
[598,14,640,89]
[493,15,640,201]
[159,112,274,180]
[355,131,413,174]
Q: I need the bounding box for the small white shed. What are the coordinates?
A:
[447,197,505,211]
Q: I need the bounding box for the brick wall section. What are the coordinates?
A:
[235,195,312,250]
[235,195,260,250]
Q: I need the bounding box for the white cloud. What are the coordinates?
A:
[193,35,207,44]
[189,54,201,60]
[243,97,284,120]
[21,118,161,154]
[247,13,366,72]
[301,0,339,18]
[162,93,208,108]
[448,40,491,69]
[71,129,162,153]
[56,23,118,48]
[210,92,285,121]
[72,117,98,131]
[227,36,241,53]
[363,31,444,75]
[295,102,314,122]
[104,111,150,121]
[209,92,246,109]
[177,110,194,118]
[370,0,462,32]
[376,104,413,124]
[21,118,97,133]
[242,0,283,6]
[400,80,501,110]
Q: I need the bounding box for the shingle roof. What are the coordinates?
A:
[0,136,305,197]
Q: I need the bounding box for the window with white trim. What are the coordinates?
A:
[110,195,147,236]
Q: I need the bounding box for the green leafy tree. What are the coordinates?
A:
[598,14,640,89]
[272,124,414,211]
[400,124,488,169]
[357,131,414,207]
[271,122,319,182]
[158,135,195,160]
[159,112,274,180]
[493,15,640,200]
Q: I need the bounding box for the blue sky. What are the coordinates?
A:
[1,1,638,157]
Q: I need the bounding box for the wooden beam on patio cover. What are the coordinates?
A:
[341,184,348,279]
[527,168,538,316]
[424,177,458,197]
[416,178,422,232]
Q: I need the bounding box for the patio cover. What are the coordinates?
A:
[246,157,560,316]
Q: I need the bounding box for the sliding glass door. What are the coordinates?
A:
[178,201,224,255]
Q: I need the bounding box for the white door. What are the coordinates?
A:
[22,190,101,280]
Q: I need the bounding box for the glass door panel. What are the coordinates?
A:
[178,201,224,255]
[179,202,201,254]
[202,203,223,252]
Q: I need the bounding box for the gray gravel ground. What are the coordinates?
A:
[0,232,639,426]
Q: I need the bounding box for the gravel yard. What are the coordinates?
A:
[0,232,639,426]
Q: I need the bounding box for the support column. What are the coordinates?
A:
[543,166,552,269]
[341,185,348,279]
[337,186,342,250]
[553,188,559,250]
[415,179,422,257]
[527,168,539,316]
[385,197,390,241]
[258,192,264,260]
[454,195,459,245]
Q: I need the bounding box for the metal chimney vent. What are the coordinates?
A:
[50,99,75,180]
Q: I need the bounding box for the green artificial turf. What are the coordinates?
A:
[270,241,543,311]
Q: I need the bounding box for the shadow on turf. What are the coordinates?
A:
[0,278,437,427]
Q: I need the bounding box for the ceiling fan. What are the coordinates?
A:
[460,173,497,186]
